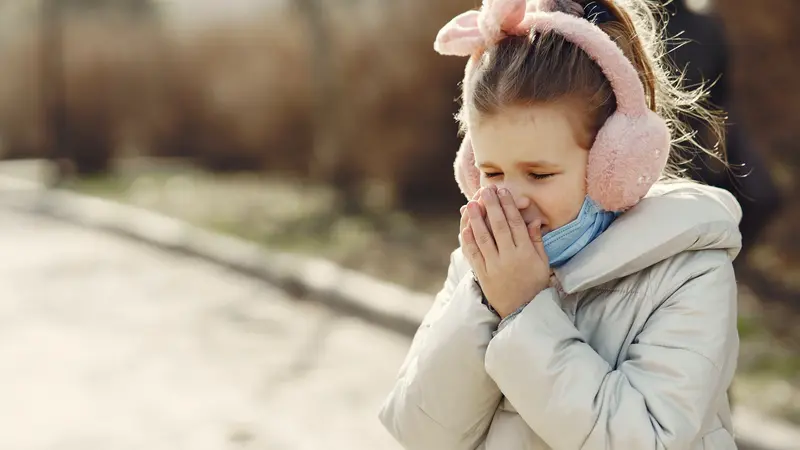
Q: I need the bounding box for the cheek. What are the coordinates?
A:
[536,175,587,229]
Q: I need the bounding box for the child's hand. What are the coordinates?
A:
[460,185,550,318]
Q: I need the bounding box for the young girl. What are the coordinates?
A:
[379,1,742,449]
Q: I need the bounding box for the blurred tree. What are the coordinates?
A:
[38,0,159,183]
[59,0,156,16]
[296,0,363,214]
[40,0,71,183]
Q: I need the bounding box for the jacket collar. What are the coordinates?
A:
[553,181,742,294]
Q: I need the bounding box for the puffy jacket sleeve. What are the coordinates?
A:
[379,248,502,450]
[484,256,739,450]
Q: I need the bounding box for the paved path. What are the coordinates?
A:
[0,209,408,450]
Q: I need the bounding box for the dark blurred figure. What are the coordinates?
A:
[663,0,783,264]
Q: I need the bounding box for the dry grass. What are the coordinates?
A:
[66,162,460,294]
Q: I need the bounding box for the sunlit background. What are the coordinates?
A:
[0,0,798,447]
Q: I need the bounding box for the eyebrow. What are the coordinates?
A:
[478,161,557,169]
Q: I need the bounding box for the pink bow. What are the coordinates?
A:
[434,0,526,56]
[434,0,584,56]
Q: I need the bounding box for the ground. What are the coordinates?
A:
[0,208,408,449]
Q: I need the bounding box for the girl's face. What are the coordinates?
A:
[469,102,589,233]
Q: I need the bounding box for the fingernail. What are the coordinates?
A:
[498,188,509,197]
[460,205,466,214]
[481,189,493,199]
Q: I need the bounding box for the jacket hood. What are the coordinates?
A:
[554,180,743,293]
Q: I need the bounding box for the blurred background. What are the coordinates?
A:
[0,0,799,446]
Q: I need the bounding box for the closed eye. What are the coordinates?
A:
[529,173,554,180]
[483,172,503,179]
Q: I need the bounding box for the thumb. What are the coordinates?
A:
[528,220,548,262]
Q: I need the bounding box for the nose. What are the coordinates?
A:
[494,182,530,209]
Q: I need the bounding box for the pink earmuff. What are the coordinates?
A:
[436,0,670,212]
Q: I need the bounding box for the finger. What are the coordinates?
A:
[459,206,471,246]
[528,220,549,263]
[468,200,498,260]
[465,191,487,237]
[497,188,528,247]
[472,189,487,217]
[482,186,514,251]
[461,222,486,274]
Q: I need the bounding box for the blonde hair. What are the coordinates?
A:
[458,0,726,179]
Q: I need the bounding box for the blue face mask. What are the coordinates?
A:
[543,196,619,268]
